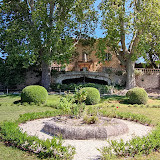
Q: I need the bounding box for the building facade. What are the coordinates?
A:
[51,42,124,72]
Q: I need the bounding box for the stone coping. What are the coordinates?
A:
[43,116,129,140]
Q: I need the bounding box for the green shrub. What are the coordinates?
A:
[50,83,113,94]
[115,70,123,76]
[21,85,48,104]
[100,122,160,159]
[56,93,85,117]
[74,89,87,104]
[83,115,99,124]
[58,96,76,113]
[80,87,100,105]
[99,110,152,126]
[126,87,148,104]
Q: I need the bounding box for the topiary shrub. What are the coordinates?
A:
[21,85,48,104]
[126,87,148,104]
[80,87,100,105]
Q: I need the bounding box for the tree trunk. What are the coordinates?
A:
[126,59,136,89]
[41,60,51,90]
[149,51,158,69]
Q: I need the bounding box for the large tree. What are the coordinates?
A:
[0,0,97,89]
[97,0,160,89]
[0,56,27,89]
[139,23,160,68]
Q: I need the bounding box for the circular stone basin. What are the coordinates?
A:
[43,116,129,140]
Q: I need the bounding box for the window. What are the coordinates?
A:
[105,53,112,61]
[82,51,88,62]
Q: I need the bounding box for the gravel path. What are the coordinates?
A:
[19,118,153,160]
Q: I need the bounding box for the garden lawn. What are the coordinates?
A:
[0,94,160,160]
[0,95,61,160]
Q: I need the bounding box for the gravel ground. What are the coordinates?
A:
[19,118,153,160]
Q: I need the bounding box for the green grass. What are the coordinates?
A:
[0,94,160,160]
[0,95,61,160]
[98,96,160,125]
[0,142,39,160]
[0,95,61,122]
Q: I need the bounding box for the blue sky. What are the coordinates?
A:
[93,0,105,38]
[0,53,3,59]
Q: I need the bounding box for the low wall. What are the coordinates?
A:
[19,71,160,90]
[0,69,159,90]
[136,73,160,89]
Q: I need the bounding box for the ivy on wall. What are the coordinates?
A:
[79,37,96,47]
[0,57,27,89]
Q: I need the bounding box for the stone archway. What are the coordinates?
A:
[62,77,108,85]
[53,71,125,86]
[55,71,112,85]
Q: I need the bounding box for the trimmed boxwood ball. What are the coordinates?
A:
[21,85,48,104]
[126,87,148,104]
[80,87,100,105]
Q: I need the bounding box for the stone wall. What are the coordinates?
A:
[136,73,160,89]
[19,71,160,89]
[1,69,159,90]
[0,70,41,90]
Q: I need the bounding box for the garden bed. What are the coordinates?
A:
[19,116,152,160]
[1,94,160,160]
[43,116,129,139]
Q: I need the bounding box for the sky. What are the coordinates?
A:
[0,53,3,59]
[93,0,105,38]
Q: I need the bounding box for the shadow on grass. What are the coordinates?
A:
[0,95,8,98]
[8,94,20,98]
[119,99,130,104]
[101,95,130,104]
[101,95,125,101]
[0,94,20,98]
[13,100,21,104]
[150,96,160,100]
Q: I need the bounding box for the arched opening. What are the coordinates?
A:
[62,77,108,85]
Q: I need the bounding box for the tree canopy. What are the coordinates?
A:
[139,21,160,68]
[97,0,160,88]
[0,56,27,88]
[0,0,97,89]
[0,0,159,89]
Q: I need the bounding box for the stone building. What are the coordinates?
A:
[51,42,124,72]
[50,42,160,89]
[50,42,126,86]
[1,41,159,91]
